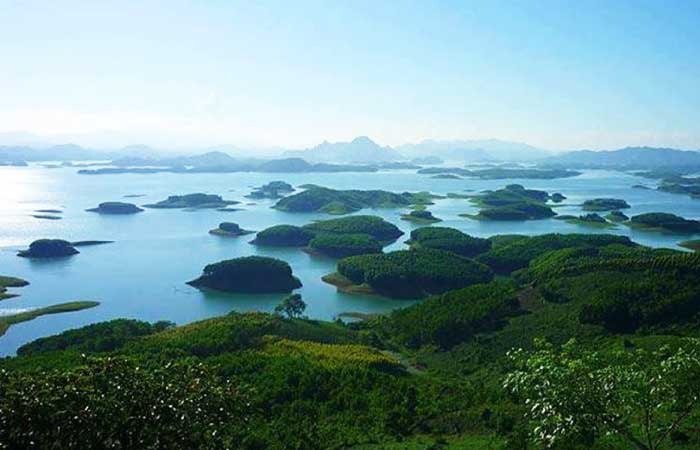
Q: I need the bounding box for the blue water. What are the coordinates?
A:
[1,165,698,355]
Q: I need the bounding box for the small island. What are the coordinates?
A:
[250,225,315,246]
[582,198,631,211]
[86,201,144,214]
[324,248,493,299]
[400,210,442,224]
[187,256,302,294]
[18,239,79,258]
[32,214,62,220]
[307,233,382,258]
[303,215,404,242]
[555,213,615,228]
[246,181,294,199]
[0,275,29,300]
[143,193,238,210]
[462,184,558,221]
[628,213,700,234]
[209,222,254,237]
[606,210,629,222]
[407,227,491,258]
[273,186,431,215]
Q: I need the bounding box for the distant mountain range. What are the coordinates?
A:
[283,136,402,163]
[396,139,551,162]
[543,146,700,170]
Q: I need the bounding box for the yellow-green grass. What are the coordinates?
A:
[0,301,99,336]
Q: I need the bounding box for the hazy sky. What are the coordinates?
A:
[1,0,699,151]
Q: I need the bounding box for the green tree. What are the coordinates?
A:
[504,338,700,450]
[275,294,306,318]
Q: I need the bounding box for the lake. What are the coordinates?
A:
[1,165,698,355]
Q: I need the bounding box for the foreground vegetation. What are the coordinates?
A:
[3,231,700,449]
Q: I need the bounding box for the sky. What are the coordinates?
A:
[1,0,699,152]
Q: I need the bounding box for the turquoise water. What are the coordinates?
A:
[1,165,698,355]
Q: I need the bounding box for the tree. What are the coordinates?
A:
[275,294,306,318]
[504,338,700,450]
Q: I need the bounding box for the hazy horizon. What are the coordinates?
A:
[2,1,699,153]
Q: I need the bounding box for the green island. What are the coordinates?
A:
[209,222,254,237]
[250,224,316,246]
[0,276,29,300]
[187,256,302,293]
[306,233,383,258]
[4,232,700,449]
[406,226,491,257]
[86,201,144,214]
[17,239,79,258]
[252,216,404,247]
[462,184,559,221]
[326,248,493,298]
[581,198,631,211]
[0,301,99,337]
[627,212,700,234]
[143,193,239,209]
[272,186,436,215]
[554,213,617,228]
[679,239,700,251]
[606,210,629,222]
[400,209,442,223]
[246,181,294,199]
[656,175,700,199]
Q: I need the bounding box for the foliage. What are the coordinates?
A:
[337,248,493,298]
[303,215,404,241]
[274,294,307,318]
[505,338,700,450]
[188,256,302,293]
[308,233,383,257]
[408,227,491,258]
[252,225,315,246]
[467,184,559,221]
[376,281,519,349]
[0,357,250,450]
[17,319,174,356]
[476,233,635,274]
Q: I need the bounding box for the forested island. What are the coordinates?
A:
[209,222,254,237]
[400,209,442,223]
[326,248,493,298]
[463,184,560,221]
[628,212,700,233]
[187,256,302,293]
[272,186,435,214]
[17,239,79,258]
[582,198,630,211]
[143,193,238,209]
[86,201,144,214]
[0,276,28,300]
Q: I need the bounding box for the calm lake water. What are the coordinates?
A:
[1,165,698,355]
